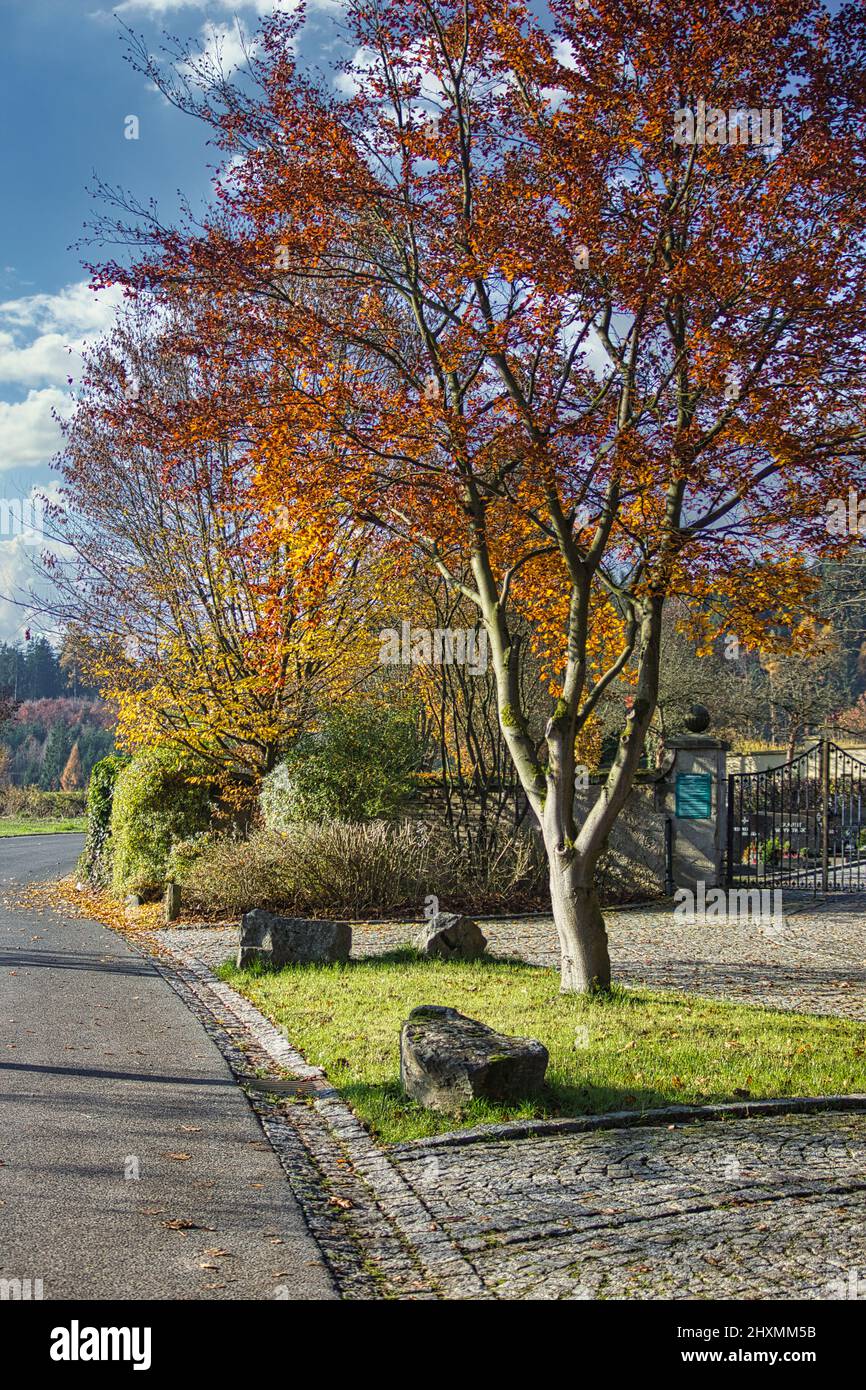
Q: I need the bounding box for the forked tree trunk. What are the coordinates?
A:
[472,542,663,997]
[547,845,611,993]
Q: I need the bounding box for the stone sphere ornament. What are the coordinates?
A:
[684,703,711,734]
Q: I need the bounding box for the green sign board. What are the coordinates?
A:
[675,772,712,819]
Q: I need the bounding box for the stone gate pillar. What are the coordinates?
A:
[658,735,730,891]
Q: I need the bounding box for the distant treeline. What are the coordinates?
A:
[0,698,115,790]
[0,637,100,702]
[0,638,114,790]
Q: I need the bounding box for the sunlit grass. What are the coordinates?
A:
[217,949,866,1145]
[0,817,86,836]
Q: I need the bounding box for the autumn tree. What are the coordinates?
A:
[60,741,84,792]
[93,0,866,990]
[58,625,95,700]
[402,569,544,854]
[42,306,380,787]
[760,619,847,758]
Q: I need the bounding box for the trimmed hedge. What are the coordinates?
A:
[80,754,129,887]
[0,786,87,819]
[109,749,214,899]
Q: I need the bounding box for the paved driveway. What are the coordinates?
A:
[158,894,866,1300]
[12,840,864,1302]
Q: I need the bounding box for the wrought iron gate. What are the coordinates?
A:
[726,739,866,891]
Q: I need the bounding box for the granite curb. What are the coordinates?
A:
[389,1092,866,1155]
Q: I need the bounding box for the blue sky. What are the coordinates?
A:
[0,0,345,644]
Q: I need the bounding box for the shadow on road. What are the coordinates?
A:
[0,1059,235,1086]
[0,949,155,975]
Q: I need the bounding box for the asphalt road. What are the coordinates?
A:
[0,834,335,1301]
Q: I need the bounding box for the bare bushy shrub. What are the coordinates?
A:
[0,785,87,819]
[175,818,546,918]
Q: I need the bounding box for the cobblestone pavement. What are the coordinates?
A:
[162,891,866,1020]
[391,1112,866,1299]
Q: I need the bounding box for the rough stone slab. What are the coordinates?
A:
[238,910,351,968]
[401,1005,548,1113]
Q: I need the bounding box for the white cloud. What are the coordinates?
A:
[0,482,70,642]
[189,18,257,76]
[0,332,79,388]
[0,282,123,338]
[111,1,337,16]
[335,40,448,104]
[0,549,42,642]
[0,286,104,637]
[112,0,222,13]
[0,280,122,404]
[333,43,379,97]
[552,38,578,73]
[0,390,71,471]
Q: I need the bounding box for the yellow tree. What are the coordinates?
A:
[42,306,380,789]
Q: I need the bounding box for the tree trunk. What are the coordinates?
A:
[547,845,611,993]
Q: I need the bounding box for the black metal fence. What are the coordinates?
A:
[726,739,866,891]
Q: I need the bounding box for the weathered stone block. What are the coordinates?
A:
[415,912,488,961]
[237,910,351,969]
[400,1005,548,1114]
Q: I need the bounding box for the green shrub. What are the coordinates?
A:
[110,748,214,899]
[260,704,422,827]
[758,835,783,865]
[175,818,545,918]
[80,754,129,886]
